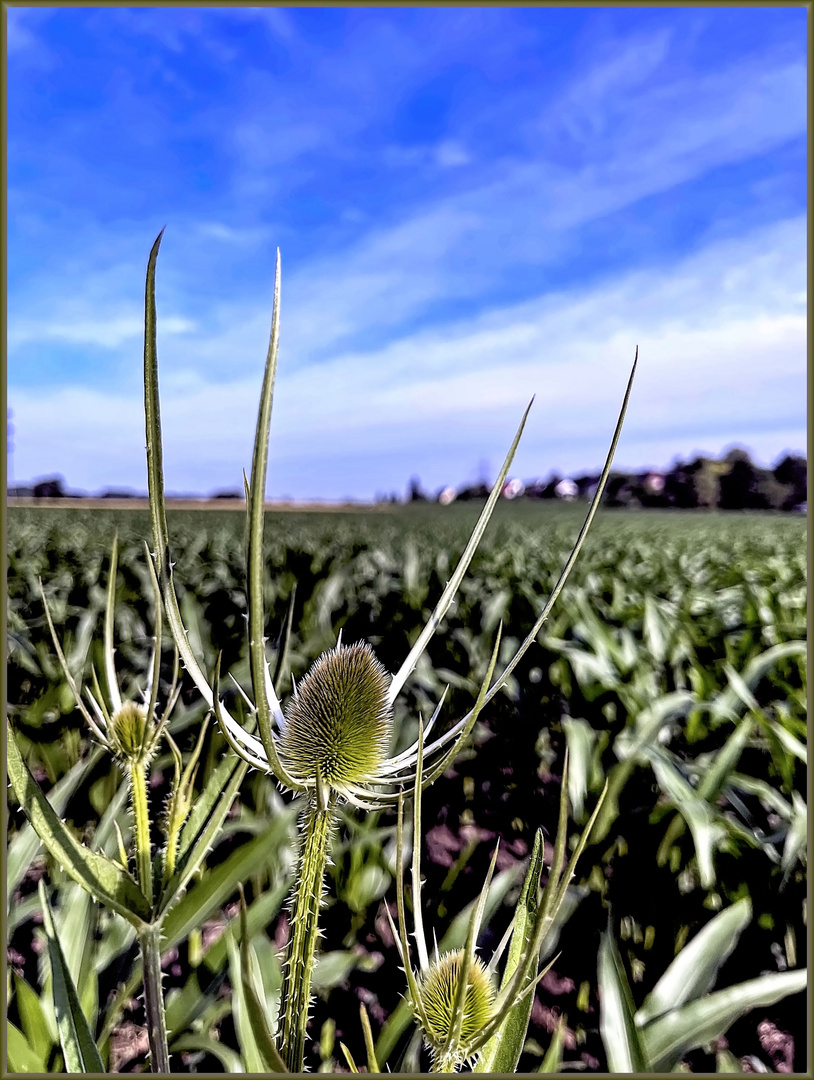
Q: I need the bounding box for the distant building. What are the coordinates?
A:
[32,477,67,498]
[502,478,525,500]
[554,478,578,501]
[643,471,665,495]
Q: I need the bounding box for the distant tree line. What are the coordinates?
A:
[11,450,807,512]
[407,449,807,511]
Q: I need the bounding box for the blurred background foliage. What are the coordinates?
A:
[6,501,807,1072]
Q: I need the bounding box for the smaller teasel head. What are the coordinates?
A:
[279,641,392,797]
[110,701,157,764]
[418,949,497,1070]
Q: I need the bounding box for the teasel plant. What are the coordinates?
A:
[379,719,609,1073]
[139,228,637,1071]
[6,532,251,1073]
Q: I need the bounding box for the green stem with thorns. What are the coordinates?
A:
[129,761,154,904]
[279,798,335,1072]
[139,922,171,1073]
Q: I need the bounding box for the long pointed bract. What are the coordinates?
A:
[387,399,533,706]
[247,250,288,764]
[481,349,638,707]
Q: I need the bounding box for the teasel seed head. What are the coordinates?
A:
[279,641,392,793]
[110,701,155,764]
[418,949,497,1067]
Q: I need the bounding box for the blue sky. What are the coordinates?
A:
[7,6,806,500]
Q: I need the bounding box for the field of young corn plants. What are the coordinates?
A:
[6,236,808,1074]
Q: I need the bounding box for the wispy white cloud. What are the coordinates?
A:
[10,314,195,350]
[10,215,804,498]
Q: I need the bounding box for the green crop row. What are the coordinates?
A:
[6,503,807,1072]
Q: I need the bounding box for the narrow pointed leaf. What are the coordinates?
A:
[162,809,296,949]
[598,924,649,1073]
[360,1002,380,1073]
[7,726,150,925]
[538,1015,567,1073]
[247,249,288,768]
[39,881,106,1074]
[648,751,725,888]
[160,755,250,915]
[710,642,806,723]
[643,969,806,1072]
[475,830,544,1073]
[227,930,269,1073]
[103,534,123,715]
[7,744,106,911]
[7,1023,46,1074]
[562,718,596,820]
[14,973,55,1068]
[636,899,752,1027]
[696,718,754,802]
[237,888,287,1072]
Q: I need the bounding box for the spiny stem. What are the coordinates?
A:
[129,761,153,903]
[139,922,171,1073]
[279,797,335,1072]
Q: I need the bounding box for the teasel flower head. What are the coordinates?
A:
[110,701,155,764]
[278,641,392,794]
[143,231,638,813]
[38,533,180,767]
[418,950,497,1070]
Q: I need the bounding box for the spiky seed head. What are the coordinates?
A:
[418,949,497,1065]
[279,641,392,791]
[110,701,154,763]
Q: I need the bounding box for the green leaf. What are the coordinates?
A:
[636,899,752,1026]
[7,744,106,913]
[538,1015,567,1073]
[562,718,596,820]
[647,749,726,888]
[159,754,250,916]
[7,1022,47,1073]
[162,809,295,951]
[696,718,753,801]
[227,929,267,1073]
[54,880,98,1030]
[710,642,806,724]
[770,720,807,764]
[716,1048,744,1072]
[38,881,106,1073]
[475,830,544,1073]
[780,791,807,884]
[598,924,649,1073]
[235,888,287,1072]
[7,725,150,925]
[642,969,807,1072]
[13,974,55,1068]
[171,1034,245,1072]
[176,752,242,865]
